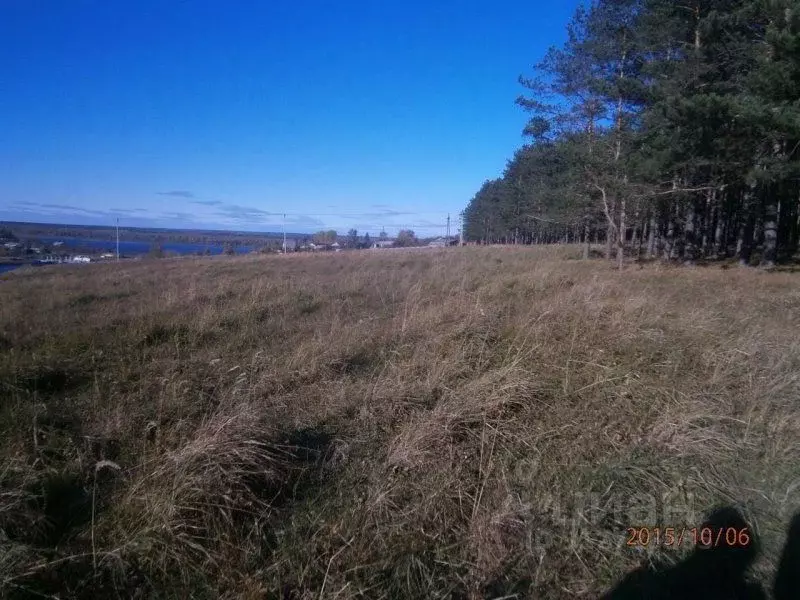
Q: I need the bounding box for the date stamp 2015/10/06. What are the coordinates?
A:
[626,526,752,549]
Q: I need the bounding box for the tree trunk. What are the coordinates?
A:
[700,192,712,258]
[762,187,778,267]
[737,216,755,266]
[664,209,675,261]
[617,197,626,271]
[737,182,757,266]
[647,210,657,258]
[713,201,725,258]
[786,191,799,258]
[683,199,697,265]
[582,221,590,260]
[606,196,616,261]
[663,179,680,260]
[636,215,645,260]
[776,186,792,261]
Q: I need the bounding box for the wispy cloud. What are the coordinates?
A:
[158,190,196,199]
[1,200,448,235]
[39,203,82,210]
[286,214,325,228]
[8,202,157,222]
[109,208,148,214]
[352,209,415,219]
[160,211,198,221]
[215,204,280,223]
[35,203,109,217]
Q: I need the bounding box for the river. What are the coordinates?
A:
[1,237,260,276]
[34,237,256,256]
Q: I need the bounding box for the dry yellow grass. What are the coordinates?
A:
[1,246,799,598]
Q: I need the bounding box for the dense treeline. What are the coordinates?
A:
[464,0,800,267]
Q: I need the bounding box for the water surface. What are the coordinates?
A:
[34,236,256,256]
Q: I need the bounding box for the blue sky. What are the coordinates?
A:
[0,0,581,236]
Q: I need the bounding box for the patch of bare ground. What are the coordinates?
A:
[1,247,799,598]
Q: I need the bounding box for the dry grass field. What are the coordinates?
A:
[1,246,799,599]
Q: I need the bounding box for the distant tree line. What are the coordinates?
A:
[464,0,800,268]
[0,227,18,242]
[295,229,421,249]
[2,223,289,248]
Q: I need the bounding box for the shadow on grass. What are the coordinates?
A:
[628,253,800,271]
[5,425,338,600]
[17,367,91,396]
[331,347,378,376]
[30,472,92,547]
[275,426,336,503]
[67,291,137,308]
[67,293,101,308]
[293,291,324,316]
[602,505,800,600]
[141,323,191,347]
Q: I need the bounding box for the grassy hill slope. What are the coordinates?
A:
[1,247,799,598]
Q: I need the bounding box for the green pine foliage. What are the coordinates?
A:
[465,0,800,266]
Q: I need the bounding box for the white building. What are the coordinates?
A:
[71,255,91,263]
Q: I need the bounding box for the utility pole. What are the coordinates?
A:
[446,213,450,245]
[458,213,463,246]
[282,213,286,254]
[116,218,120,261]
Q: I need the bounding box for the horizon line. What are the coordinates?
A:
[0,219,447,239]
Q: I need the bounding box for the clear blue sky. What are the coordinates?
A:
[1,0,581,237]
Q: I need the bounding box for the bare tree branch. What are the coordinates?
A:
[594,183,618,232]
[632,184,727,200]
[523,211,592,225]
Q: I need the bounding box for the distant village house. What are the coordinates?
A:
[427,237,460,248]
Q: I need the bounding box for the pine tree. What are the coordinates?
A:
[465,0,800,268]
